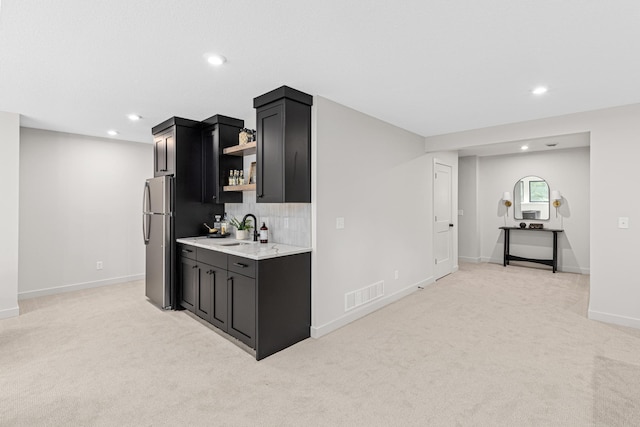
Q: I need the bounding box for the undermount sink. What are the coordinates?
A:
[217,242,249,247]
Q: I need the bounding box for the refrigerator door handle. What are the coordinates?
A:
[142,182,151,244]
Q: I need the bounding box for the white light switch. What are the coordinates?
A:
[458,210,464,216]
[336,217,345,229]
[618,217,629,229]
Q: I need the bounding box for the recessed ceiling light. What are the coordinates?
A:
[532,86,548,95]
[521,145,529,150]
[206,54,227,66]
[107,130,119,136]
[127,114,141,121]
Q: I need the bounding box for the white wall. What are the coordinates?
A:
[462,148,590,273]
[311,96,450,337]
[18,128,152,298]
[458,156,480,262]
[0,112,20,319]
[426,103,640,329]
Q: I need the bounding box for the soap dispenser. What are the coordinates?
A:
[260,222,268,243]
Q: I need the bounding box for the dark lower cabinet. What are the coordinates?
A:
[178,243,311,360]
[179,245,228,329]
[196,265,227,326]
[227,273,256,348]
[209,266,229,331]
[179,256,197,312]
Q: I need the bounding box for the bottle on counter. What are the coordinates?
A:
[221,212,229,235]
[213,215,222,231]
[260,222,268,243]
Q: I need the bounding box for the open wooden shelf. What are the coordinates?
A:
[223,183,256,192]
[223,141,256,156]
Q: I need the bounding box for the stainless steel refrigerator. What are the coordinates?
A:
[142,176,173,309]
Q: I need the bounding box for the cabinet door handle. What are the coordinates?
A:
[233,262,248,268]
[192,265,198,269]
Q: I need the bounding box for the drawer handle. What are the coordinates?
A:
[233,262,248,268]
[182,249,193,254]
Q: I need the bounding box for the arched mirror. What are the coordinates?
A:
[514,176,550,220]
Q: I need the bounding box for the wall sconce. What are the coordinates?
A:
[503,192,512,217]
[551,190,562,218]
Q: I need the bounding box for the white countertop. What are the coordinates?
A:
[176,236,311,260]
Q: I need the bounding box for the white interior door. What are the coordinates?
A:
[434,161,453,280]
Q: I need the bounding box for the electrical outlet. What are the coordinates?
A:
[336,217,345,229]
[284,217,289,229]
[96,261,103,270]
[619,217,629,229]
[394,270,399,280]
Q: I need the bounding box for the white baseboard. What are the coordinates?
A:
[458,256,481,263]
[310,276,435,339]
[18,274,145,300]
[0,305,20,320]
[588,310,640,330]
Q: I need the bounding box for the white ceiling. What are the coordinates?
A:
[1,0,639,144]
[458,132,590,157]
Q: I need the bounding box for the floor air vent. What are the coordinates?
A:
[345,281,384,312]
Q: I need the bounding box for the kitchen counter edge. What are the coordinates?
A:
[176,237,312,261]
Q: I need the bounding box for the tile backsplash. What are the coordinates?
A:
[225,192,311,247]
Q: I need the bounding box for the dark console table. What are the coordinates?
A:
[499,227,564,273]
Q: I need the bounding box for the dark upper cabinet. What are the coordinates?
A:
[153,130,175,176]
[201,115,244,204]
[254,86,313,203]
[152,117,200,178]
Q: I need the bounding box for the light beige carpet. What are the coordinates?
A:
[2,262,640,426]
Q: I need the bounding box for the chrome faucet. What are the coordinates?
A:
[242,213,259,241]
